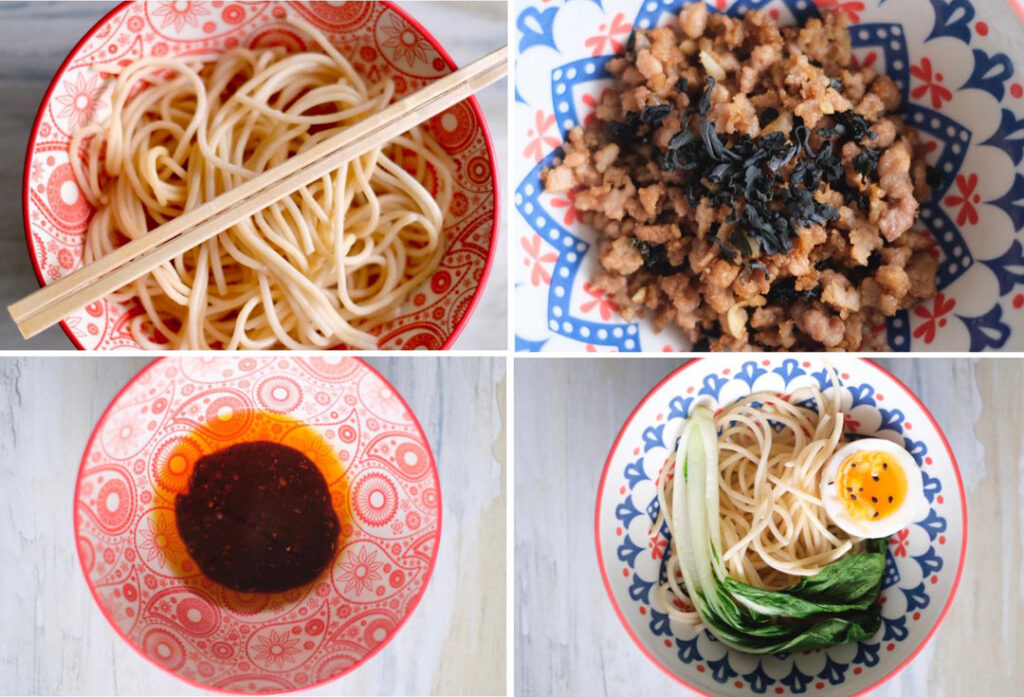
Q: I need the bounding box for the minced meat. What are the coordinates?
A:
[542,7,937,351]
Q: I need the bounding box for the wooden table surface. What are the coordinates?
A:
[0,0,508,351]
[0,356,506,695]
[514,357,1023,697]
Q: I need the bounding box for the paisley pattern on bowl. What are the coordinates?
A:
[75,356,441,693]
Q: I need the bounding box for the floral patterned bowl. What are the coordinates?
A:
[596,356,966,696]
[24,0,498,350]
[75,356,441,693]
[514,0,1024,351]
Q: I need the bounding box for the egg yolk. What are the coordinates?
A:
[834,450,907,521]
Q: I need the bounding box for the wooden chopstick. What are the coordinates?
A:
[10,45,508,340]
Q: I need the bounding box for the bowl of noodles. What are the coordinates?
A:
[75,356,441,693]
[24,1,499,350]
[596,356,966,696]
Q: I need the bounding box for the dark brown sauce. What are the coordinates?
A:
[174,440,340,593]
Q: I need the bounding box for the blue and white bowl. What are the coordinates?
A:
[595,356,966,696]
[515,0,1024,351]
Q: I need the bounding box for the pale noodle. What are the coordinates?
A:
[69,16,453,349]
[653,369,862,627]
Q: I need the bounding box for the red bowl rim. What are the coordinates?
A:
[594,357,968,697]
[73,356,443,694]
[22,0,501,351]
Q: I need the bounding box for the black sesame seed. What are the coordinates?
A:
[873,512,879,518]
[846,487,853,492]
[851,495,858,500]
[872,475,880,481]
[883,463,888,470]
[871,497,878,503]
[888,496,894,503]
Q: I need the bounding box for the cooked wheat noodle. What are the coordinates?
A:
[69,16,453,349]
[652,366,863,626]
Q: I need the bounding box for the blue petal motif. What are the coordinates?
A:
[918,507,948,541]
[736,360,767,388]
[642,424,666,452]
[925,0,975,43]
[811,366,834,391]
[882,547,902,589]
[668,395,693,420]
[742,662,776,694]
[878,407,907,433]
[616,535,643,567]
[986,172,1024,231]
[516,6,559,53]
[675,635,703,664]
[707,653,738,684]
[624,457,648,490]
[699,373,729,400]
[615,496,642,529]
[514,335,549,352]
[901,582,931,612]
[962,48,1015,101]
[922,469,942,503]
[957,304,1012,352]
[773,358,805,386]
[779,663,813,694]
[882,614,909,642]
[848,382,877,408]
[914,546,945,577]
[649,608,672,637]
[981,239,1024,296]
[903,437,928,466]
[628,573,654,604]
[982,109,1024,167]
[817,655,848,685]
[853,641,881,667]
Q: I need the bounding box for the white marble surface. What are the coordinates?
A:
[0,356,506,695]
[514,357,1024,697]
[0,1,508,351]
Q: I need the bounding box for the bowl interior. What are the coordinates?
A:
[596,356,965,697]
[74,356,441,693]
[514,0,1024,351]
[25,0,497,350]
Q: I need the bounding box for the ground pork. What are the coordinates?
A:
[541,8,937,351]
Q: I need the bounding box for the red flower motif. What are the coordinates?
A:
[582,88,615,127]
[521,234,557,286]
[910,57,954,109]
[844,417,861,433]
[913,292,956,344]
[850,51,877,69]
[585,344,618,352]
[550,188,580,225]
[649,536,668,560]
[580,281,615,320]
[583,13,632,57]
[814,0,865,23]
[890,529,910,557]
[523,110,562,162]
[943,173,981,226]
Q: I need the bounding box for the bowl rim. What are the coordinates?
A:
[21,0,501,352]
[72,356,443,695]
[593,357,968,697]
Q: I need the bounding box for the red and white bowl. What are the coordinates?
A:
[24,0,499,350]
[75,356,441,693]
[596,356,966,696]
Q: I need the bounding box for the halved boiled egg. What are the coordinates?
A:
[820,438,927,538]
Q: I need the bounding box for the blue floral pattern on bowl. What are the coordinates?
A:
[596,357,966,696]
[514,0,1024,351]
